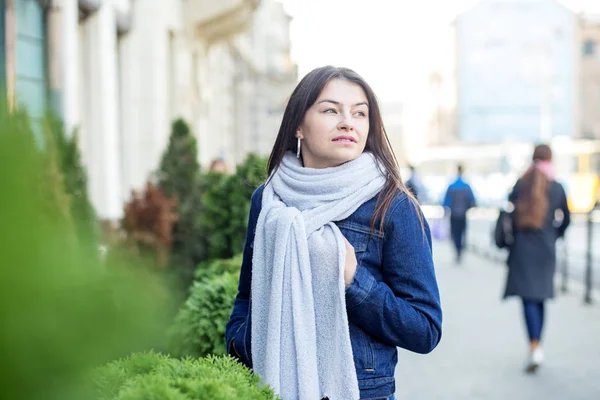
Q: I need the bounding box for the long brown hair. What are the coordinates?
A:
[514,144,552,229]
[266,66,419,232]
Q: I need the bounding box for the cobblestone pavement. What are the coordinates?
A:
[394,241,600,400]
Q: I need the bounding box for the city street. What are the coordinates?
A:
[395,241,600,399]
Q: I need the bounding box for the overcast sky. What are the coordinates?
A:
[278,0,600,102]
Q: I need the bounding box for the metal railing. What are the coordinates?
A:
[554,207,599,304]
[584,205,599,303]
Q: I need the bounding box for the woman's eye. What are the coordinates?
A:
[324,109,337,114]
[355,111,366,117]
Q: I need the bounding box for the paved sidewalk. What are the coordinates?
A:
[394,241,600,400]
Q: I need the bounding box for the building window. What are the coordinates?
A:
[583,39,596,56]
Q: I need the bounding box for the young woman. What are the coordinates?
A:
[503,144,570,373]
[225,66,442,400]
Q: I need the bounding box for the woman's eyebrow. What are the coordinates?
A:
[317,99,369,107]
[317,99,340,105]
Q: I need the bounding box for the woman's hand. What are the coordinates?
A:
[343,236,358,287]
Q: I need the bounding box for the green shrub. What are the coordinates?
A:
[199,171,232,260]
[157,119,200,203]
[45,114,99,253]
[226,153,268,254]
[157,119,207,279]
[199,154,267,260]
[172,182,206,284]
[168,270,240,358]
[194,253,243,281]
[93,351,279,400]
[0,104,172,400]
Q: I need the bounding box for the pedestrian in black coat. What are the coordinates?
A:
[503,144,570,373]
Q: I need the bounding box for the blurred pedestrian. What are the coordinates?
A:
[225,66,442,400]
[405,164,423,203]
[503,144,570,373]
[209,158,228,174]
[443,164,476,263]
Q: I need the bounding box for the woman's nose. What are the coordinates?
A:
[337,113,354,131]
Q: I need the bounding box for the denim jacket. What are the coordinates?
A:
[226,185,442,399]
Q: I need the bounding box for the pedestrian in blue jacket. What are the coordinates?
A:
[443,164,476,263]
[225,66,442,400]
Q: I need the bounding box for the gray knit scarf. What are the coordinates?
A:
[251,151,386,400]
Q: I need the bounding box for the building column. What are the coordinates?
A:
[193,45,211,167]
[116,28,138,202]
[62,0,79,134]
[118,0,171,197]
[46,0,80,128]
[84,2,122,220]
[233,70,253,163]
[46,1,61,116]
[1,0,7,94]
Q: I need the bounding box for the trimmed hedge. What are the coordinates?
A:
[199,172,232,260]
[199,154,267,261]
[225,153,268,254]
[157,119,207,284]
[168,268,240,358]
[46,114,99,254]
[93,351,279,400]
[194,253,243,281]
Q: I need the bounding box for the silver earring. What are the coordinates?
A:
[297,137,301,159]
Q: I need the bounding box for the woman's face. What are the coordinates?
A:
[296,79,369,169]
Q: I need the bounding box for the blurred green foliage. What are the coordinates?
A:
[198,171,232,260]
[226,153,268,254]
[46,113,99,254]
[163,154,267,359]
[194,253,243,281]
[153,121,266,292]
[93,351,279,400]
[0,105,172,400]
[167,268,240,358]
[158,119,200,203]
[157,119,207,281]
[200,153,267,260]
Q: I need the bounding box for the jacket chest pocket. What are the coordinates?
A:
[336,221,383,266]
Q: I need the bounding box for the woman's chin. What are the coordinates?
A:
[329,148,362,163]
[304,149,363,168]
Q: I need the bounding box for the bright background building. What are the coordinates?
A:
[1,0,297,220]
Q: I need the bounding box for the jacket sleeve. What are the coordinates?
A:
[557,183,571,238]
[468,185,477,208]
[345,196,442,354]
[443,186,452,209]
[508,180,520,203]
[225,185,263,368]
